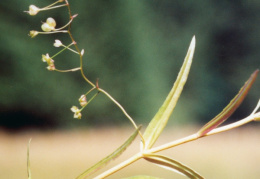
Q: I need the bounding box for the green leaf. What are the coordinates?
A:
[75,126,141,179]
[27,138,32,179]
[142,36,196,149]
[123,175,163,179]
[197,69,259,137]
[143,154,203,179]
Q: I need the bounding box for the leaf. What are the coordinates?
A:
[197,69,259,137]
[143,154,204,179]
[27,138,32,179]
[75,126,142,179]
[123,175,163,179]
[142,36,196,149]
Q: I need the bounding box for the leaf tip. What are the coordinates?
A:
[190,36,196,51]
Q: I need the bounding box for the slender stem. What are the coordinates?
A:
[64,0,144,143]
[148,113,258,154]
[98,88,145,144]
[38,30,68,34]
[41,4,67,11]
[85,87,96,96]
[51,43,74,59]
[93,153,143,179]
[61,45,79,54]
[80,92,100,111]
[65,2,95,87]
[251,99,260,115]
[42,0,64,9]
[148,134,198,154]
[55,67,80,72]
[98,88,137,128]
[206,113,258,136]
[55,18,74,31]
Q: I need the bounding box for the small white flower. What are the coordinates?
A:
[25,5,39,16]
[42,54,50,62]
[41,23,54,32]
[42,54,55,71]
[46,64,55,71]
[71,106,82,119]
[46,17,56,28]
[79,95,87,106]
[41,17,56,32]
[54,40,63,47]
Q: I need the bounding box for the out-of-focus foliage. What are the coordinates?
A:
[0,0,259,130]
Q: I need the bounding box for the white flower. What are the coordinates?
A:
[54,40,63,47]
[71,106,82,119]
[46,64,55,71]
[25,5,39,16]
[79,95,87,106]
[42,54,55,71]
[41,23,54,32]
[46,17,56,28]
[42,54,50,62]
[41,17,56,32]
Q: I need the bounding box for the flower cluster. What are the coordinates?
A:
[42,54,55,71]
[26,0,90,119]
[70,94,88,119]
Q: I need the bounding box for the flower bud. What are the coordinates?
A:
[81,49,85,56]
[46,17,56,28]
[26,5,39,16]
[41,17,56,32]
[41,23,54,32]
[29,30,39,38]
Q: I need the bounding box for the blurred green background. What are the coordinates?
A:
[0,0,259,130]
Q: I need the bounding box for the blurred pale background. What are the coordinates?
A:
[0,0,259,178]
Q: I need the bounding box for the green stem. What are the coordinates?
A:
[93,153,143,179]
[80,92,100,111]
[51,43,74,59]
[85,87,96,96]
[98,88,145,145]
[61,45,79,54]
[64,0,143,142]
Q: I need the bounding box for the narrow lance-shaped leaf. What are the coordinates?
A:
[143,154,204,179]
[123,175,163,179]
[27,139,32,179]
[142,36,196,149]
[76,126,142,179]
[197,69,259,137]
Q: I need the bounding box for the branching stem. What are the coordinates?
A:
[64,1,143,141]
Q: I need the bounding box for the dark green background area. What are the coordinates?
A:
[0,0,259,130]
